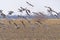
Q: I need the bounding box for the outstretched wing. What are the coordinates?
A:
[26,2,34,7]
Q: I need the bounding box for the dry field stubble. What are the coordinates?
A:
[0,19,60,40]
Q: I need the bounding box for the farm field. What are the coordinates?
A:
[0,19,60,40]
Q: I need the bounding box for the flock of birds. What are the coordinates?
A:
[0,1,60,19]
[45,6,60,19]
[0,2,36,29]
[0,2,34,18]
[0,2,60,29]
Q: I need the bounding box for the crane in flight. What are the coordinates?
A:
[8,11,14,15]
[0,10,6,18]
[25,9,31,16]
[20,7,26,11]
[45,6,58,14]
[45,6,59,18]
[18,8,23,13]
[26,2,34,7]
[1,13,6,18]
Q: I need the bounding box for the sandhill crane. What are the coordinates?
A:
[52,11,59,19]
[18,8,23,13]
[25,9,31,16]
[45,6,53,11]
[45,6,53,15]
[18,7,31,16]
[18,7,26,13]
[0,10,6,18]
[32,12,45,18]
[45,6,59,18]
[1,13,6,18]
[18,7,26,14]
[32,12,39,16]
[8,11,14,15]
[18,15,31,24]
[20,7,26,11]
[32,12,45,24]
[26,2,34,7]
[39,12,45,16]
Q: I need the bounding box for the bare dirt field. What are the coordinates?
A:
[0,19,60,40]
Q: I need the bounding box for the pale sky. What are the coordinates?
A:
[0,0,60,15]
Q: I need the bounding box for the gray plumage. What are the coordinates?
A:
[26,9,31,16]
[26,2,34,7]
[8,11,14,15]
[20,7,26,11]
[18,8,23,12]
